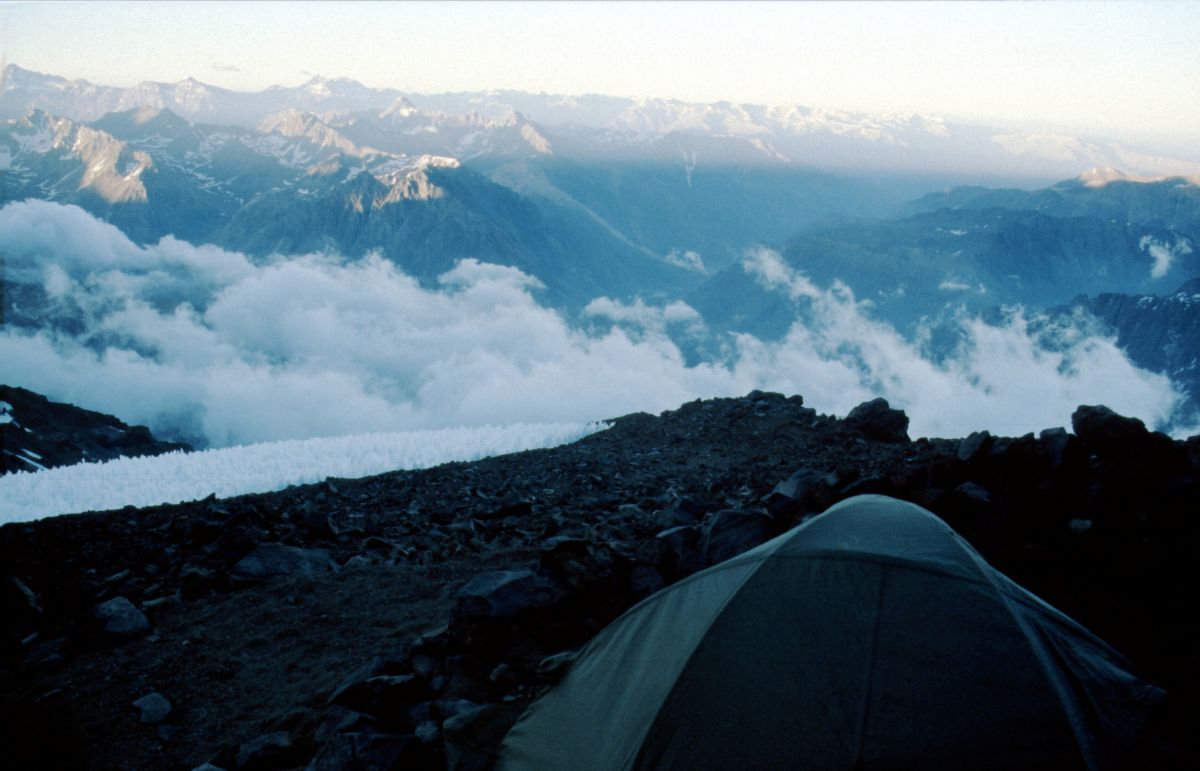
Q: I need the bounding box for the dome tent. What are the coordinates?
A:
[498,495,1163,770]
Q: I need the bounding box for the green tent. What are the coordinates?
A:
[498,495,1163,770]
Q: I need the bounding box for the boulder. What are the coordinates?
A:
[844,398,910,443]
[957,431,993,463]
[700,510,773,566]
[3,575,42,644]
[653,525,704,577]
[443,702,527,771]
[231,544,338,582]
[538,538,619,591]
[1039,428,1071,470]
[1071,405,1149,446]
[306,731,416,771]
[235,731,300,770]
[453,570,564,620]
[763,468,836,519]
[132,692,173,724]
[92,596,150,642]
[329,674,429,723]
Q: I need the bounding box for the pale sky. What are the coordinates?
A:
[3,1,1198,152]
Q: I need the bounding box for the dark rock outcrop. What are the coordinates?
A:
[0,385,191,474]
[843,398,910,443]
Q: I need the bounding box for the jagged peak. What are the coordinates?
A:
[380,96,420,118]
[257,108,322,134]
[131,105,188,127]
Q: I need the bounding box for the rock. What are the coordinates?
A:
[957,431,993,463]
[414,719,440,743]
[231,543,338,582]
[627,565,665,598]
[453,570,564,620]
[307,731,416,771]
[653,525,704,577]
[329,674,429,721]
[132,692,172,724]
[763,468,836,519]
[1039,427,1071,470]
[442,702,527,771]
[1186,435,1200,471]
[538,537,619,591]
[652,496,712,530]
[1071,405,1149,446]
[236,731,299,771]
[3,576,42,644]
[481,498,533,520]
[313,706,381,746]
[954,481,993,506]
[298,500,337,538]
[844,398,910,443]
[93,596,150,641]
[700,510,773,566]
[839,475,895,498]
[179,564,217,598]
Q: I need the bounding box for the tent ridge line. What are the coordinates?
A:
[950,533,1102,771]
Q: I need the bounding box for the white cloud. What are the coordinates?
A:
[1139,234,1193,280]
[0,202,1184,451]
[664,248,706,273]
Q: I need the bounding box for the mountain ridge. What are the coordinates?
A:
[5,63,1198,180]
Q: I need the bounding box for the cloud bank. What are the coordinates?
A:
[0,201,1183,448]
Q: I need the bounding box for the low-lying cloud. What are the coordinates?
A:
[0,201,1183,448]
[1139,235,1193,280]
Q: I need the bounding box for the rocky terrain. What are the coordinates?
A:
[1,385,192,474]
[2,392,1197,769]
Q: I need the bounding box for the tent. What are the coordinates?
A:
[498,495,1163,770]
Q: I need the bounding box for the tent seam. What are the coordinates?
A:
[951,535,1101,771]
[617,552,780,771]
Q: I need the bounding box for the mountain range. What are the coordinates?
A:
[5,63,1199,180]
[3,63,1200,435]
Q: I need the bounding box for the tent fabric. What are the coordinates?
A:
[497,495,1164,771]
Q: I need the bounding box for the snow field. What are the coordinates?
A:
[0,422,607,524]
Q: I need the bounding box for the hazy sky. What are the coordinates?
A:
[2,1,1198,150]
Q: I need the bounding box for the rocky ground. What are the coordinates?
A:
[2,392,1198,770]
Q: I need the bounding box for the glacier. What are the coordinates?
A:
[0,421,607,524]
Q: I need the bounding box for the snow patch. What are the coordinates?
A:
[0,422,607,523]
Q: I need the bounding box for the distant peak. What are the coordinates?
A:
[1078,167,1130,187]
[380,96,420,118]
[132,105,187,127]
[1072,167,1196,188]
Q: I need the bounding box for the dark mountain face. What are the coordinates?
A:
[907,175,1200,232]
[691,178,1200,339]
[0,108,702,310]
[0,385,191,473]
[1055,282,1200,425]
